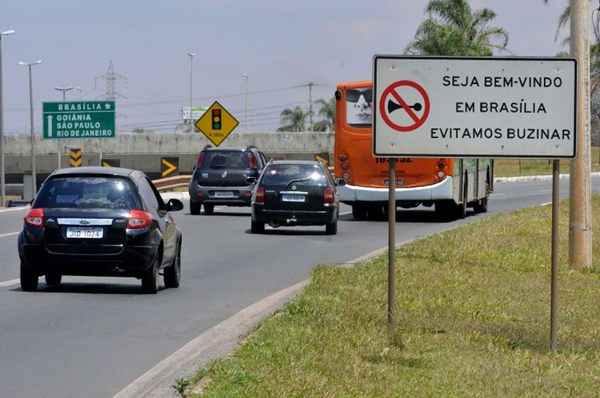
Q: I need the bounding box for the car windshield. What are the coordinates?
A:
[204,151,249,169]
[261,164,327,186]
[34,176,141,210]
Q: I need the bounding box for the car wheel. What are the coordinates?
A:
[203,204,214,215]
[164,242,181,289]
[20,262,38,292]
[45,273,62,288]
[326,221,338,235]
[251,220,264,234]
[190,201,201,215]
[142,258,159,294]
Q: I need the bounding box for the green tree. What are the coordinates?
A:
[406,0,509,56]
[312,97,336,132]
[277,106,307,132]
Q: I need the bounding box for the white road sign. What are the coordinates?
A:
[373,56,576,158]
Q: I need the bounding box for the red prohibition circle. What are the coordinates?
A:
[379,80,430,133]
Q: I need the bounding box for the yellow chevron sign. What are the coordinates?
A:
[101,159,120,168]
[161,158,178,178]
[69,148,82,167]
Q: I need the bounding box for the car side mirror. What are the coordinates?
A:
[246,176,257,184]
[166,198,184,212]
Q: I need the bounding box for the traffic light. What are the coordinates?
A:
[212,109,222,130]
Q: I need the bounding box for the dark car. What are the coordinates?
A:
[250,160,339,234]
[188,146,268,215]
[18,167,184,293]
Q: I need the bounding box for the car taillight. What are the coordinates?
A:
[255,186,265,204]
[324,186,335,204]
[24,208,44,227]
[127,209,153,229]
[247,152,257,169]
[196,152,206,168]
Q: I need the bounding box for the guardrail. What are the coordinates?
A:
[153,175,192,191]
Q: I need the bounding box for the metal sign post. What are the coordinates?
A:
[373,55,577,351]
[387,158,397,331]
[550,160,560,350]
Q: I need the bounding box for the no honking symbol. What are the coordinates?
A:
[379,80,431,132]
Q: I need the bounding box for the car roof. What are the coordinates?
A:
[269,160,322,166]
[49,166,139,178]
[203,147,259,152]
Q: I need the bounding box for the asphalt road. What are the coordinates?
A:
[0,177,598,398]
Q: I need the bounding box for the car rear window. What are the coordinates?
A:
[34,176,141,210]
[204,151,249,169]
[261,164,326,186]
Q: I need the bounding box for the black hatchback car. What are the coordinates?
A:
[188,146,267,215]
[251,160,339,234]
[18,167,184,293]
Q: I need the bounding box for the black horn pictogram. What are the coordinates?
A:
[387,100,422,114]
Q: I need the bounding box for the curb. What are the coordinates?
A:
[114,239,423,398]
[114,280,308,398]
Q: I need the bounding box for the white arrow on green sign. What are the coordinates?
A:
[43,101,116,139]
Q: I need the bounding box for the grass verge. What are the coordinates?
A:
[494,147,600,177]
[184,196,600,397]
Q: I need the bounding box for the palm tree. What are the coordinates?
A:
[313,97,335,132]
[543,1,600,95]
[277,106,307,132]
[406,0,509,56]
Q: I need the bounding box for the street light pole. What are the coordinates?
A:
[187,52,196,127]
[19,60,42,196]
[569,0,593,268]
[242,73,248,132]
[0,29,15,207]
[54,86,75,169]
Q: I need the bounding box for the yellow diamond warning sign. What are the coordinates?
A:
[195,101,239,147]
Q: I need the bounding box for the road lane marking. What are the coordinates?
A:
[0,206,29,214]
[0,232,19,238]
[0,278,19,288]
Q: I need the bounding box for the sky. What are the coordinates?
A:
[1,0,571,134]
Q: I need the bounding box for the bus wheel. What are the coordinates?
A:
[473,197,488,213]
[455,176,468,219]
[435,200,455,221]
[352,204,368,221]
[367,205,384,221]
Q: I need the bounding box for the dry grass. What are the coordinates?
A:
[494,147,600,177]
[185,196,600,398]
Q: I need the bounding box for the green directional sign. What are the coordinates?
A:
[43,101,116,139]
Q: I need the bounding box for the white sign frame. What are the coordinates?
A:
[373,55,577,159]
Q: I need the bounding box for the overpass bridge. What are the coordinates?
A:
[3,132,333,187]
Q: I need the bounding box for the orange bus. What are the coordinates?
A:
[334,80,493,220]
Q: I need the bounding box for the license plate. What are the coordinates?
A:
[66,227,104,239]
[214,191,235,198]
[384,178,405,186]
[281,194,306,203]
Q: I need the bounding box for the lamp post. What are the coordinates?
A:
[19,59,42,196]
[242,73,248,132]
[0,29,15,207]
[187,51,196,126]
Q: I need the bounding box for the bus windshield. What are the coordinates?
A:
[346,88,373,128]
